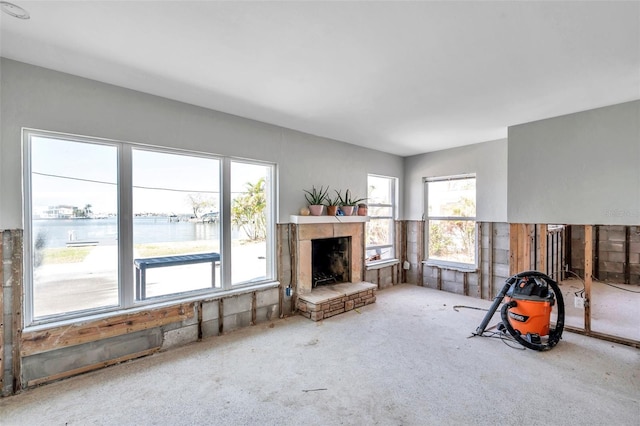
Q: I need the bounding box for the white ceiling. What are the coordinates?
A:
[1,1,639,156]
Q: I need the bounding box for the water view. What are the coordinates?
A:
[33,217,224,249]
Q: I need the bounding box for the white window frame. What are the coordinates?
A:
[23,128,277,327]
[366,174,398,264]
[424,174,477,270]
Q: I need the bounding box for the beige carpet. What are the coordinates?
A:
[1,284,638,425]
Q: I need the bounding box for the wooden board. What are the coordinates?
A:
[21,303,195,357]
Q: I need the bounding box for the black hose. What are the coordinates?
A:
[500,272,565,351]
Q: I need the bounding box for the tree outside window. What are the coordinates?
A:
[426,175,476,266]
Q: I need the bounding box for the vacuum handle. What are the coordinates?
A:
[475,281,511,335]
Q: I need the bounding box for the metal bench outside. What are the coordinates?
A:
[134,252,220,299]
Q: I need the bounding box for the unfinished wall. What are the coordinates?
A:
[569,225,640,285]
[421,223,510,299]
[0,230,282,396]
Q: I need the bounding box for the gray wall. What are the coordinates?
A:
[508,100,640,225]
[0,58,403,229]
[403,139,508,222]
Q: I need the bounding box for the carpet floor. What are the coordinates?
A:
[1,284,638,425]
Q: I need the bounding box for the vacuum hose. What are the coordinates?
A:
[500,271,565,351]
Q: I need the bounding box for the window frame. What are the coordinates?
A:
[365,174,398,264]
[424,174,478,270]
[23,128,277,327]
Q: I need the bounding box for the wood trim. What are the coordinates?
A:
[564,326,639,349]
[21,303,195,357]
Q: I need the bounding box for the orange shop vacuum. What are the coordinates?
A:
[475,271,565,351]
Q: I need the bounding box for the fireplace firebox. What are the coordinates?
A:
[312,237,351,288]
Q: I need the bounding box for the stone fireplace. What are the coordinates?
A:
[290,215,376,321]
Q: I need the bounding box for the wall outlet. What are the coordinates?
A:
[574,296,585,309]
[403,261,410,270]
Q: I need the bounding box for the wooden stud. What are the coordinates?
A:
[624,226,631,284]
[509,223,520,275]
[251,292,257,326]
[463,272,469,296]
[539,224,548,273]
[477,223,483,300]
[218,299,224,334]
[197,301,203,340]
[21,303,195,357]
[487,222,494,300]
[0,231,5,393]
[11,230,23,393]
[418,220,425,286]
[584,225,593,333]
[290,224,298,312]
[436,267,442,291]
[522,224,531,271]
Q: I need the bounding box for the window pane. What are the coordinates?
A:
[231,161,271,285]
[427,178,476,217]
[368,206,393,217]
[368,175,392,204]
[30,137,119,318]
[428,220,476,264]
[367,218,394,247]
[133,150,220,299]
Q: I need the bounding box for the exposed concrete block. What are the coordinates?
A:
[256,305,277,323]
[223,294,252,316]
[256,288,279,307]
[223,311,252,333]
[162,324,198,350]
[201,319,219,338]
[202,300,219,321]
[22,329,163,384]
[493,249,509,265]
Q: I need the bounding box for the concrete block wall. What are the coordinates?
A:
[405,222,511,300]
[0,228,284,395]
[570,225,640,285]
[364,264,398,289]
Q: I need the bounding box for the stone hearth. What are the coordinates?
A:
[297,282,376,321]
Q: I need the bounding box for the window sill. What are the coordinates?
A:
[422,260,477,273]
[366,258,400,270]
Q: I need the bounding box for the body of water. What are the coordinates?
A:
[33,217,223,248]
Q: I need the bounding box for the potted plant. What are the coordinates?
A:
[336,189,366,216]
[304,185,329,216]
[325,193,341,216]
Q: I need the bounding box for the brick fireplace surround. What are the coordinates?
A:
[290,216,376,321]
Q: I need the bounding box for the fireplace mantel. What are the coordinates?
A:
[289,215,369,224]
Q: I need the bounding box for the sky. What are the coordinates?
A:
[31,136,269,216]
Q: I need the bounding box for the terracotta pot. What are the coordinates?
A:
[357,205,368,216]
[341,205,355,216]
[309,205,324,216]
[327,205,338,216]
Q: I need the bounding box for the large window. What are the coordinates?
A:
[426,175,476,267]
[366,175,397,262]
[24,130,276,325]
